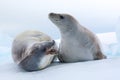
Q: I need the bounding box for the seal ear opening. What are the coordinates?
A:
[59,15,64,19]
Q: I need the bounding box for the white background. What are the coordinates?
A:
[0,0,120,39]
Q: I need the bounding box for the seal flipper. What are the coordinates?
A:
[58,54,65,63]
[94,51,107,60]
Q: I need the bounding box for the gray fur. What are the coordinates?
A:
[49,13,106,63]
[12,31,58,71]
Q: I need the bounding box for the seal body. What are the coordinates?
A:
[12,31,58,71]
[49,13,106,63]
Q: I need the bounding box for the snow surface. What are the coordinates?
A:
[0,32,120,80]
[1,58,120,80]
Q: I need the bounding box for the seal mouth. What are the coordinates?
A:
[46,40,58,55]
[46,47,57,55]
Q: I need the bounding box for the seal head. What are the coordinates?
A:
[49,13,79,33]
[19,40,57,71]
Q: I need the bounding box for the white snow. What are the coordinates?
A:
[0,32,120,80]
[1,58,120,80]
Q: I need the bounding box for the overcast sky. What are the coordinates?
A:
[0,0,120,39]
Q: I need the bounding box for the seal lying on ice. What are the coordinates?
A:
[12,30,58,71]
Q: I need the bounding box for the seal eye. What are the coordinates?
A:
[60,15,64,19]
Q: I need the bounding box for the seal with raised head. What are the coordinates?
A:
[12,31,58,71]
[49,13,106,63]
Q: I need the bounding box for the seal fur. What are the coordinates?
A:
[12,30,58,71]
[49,13,106,62]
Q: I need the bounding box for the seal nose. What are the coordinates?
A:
[49,13,55,16]
[45,40,55,48]
[49,13,58,18]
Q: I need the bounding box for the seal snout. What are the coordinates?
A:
[49,13,63,23]
[45,40,55,47]
[46,40,57,55]
[49,13,60,19]
[49,13,55,16]
[49,13,57,17]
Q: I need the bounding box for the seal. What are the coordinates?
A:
[12,30,58,71]
[49,13,106,63]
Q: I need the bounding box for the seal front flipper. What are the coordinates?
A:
[58,54,65,63]
[94,51,107,60]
